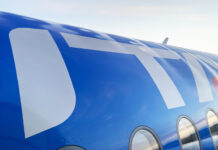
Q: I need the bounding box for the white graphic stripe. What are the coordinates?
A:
[199,56,218,70]
[135,49,185,108]
[61,33,131,54]
[197,57,218,76]
[10,28,76,138]
[183,53,213,102]
[61,32,185,109]
[197,55,218,73]
[150,48,181,59]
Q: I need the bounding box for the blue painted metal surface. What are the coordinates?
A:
[0,12,218,150]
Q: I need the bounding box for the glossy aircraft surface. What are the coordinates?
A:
[1,12,218,150]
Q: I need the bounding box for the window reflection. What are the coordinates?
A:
[131,127,161,150]
[178,117,201,150]
[207,110,218,149]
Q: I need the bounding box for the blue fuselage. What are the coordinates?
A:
[0,12,218,150]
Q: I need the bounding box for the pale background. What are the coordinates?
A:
[1,0,218,54]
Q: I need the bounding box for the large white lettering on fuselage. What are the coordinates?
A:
[9,28,76,138]
[9,28,218,137]
[61,32,218,108]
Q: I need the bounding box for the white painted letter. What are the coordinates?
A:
[10,28,76,138]
[183,53,213,102]
[61,32,185,109]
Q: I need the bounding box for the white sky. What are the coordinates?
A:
[1,0,218,54]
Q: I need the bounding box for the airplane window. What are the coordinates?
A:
[178,117,201,150]
[57,145,85,150]
[130,126,162,150]
[207,110,218,150]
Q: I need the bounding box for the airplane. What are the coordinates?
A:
[0,11,218,150]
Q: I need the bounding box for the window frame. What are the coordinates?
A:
[57,145,86,150]
[129,126,163,150]
[206,108,218,150]
[177,115,202,150]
